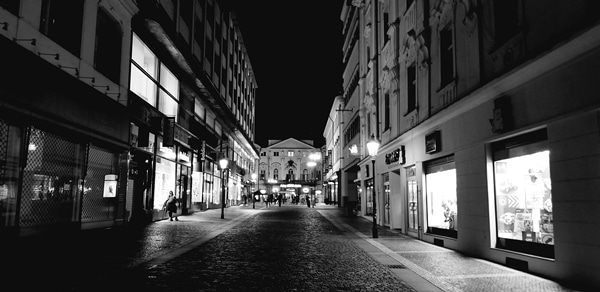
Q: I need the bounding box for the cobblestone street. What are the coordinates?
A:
[3,204,583,292]
[131,207,415,292]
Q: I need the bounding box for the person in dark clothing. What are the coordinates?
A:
[306,195,311,208]
[163,191,178,221]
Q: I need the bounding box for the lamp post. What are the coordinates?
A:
[366,134,380,238]
[219,157,229,219]
[251,173,257,209]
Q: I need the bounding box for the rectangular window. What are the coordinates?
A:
[384,93,390,131]
[94,8,122,84]
[406,63,417,114]
[130,34,179,120]
[492,129,553,258]
[287,151,294,157]
[40,0,84,56]
[493,0,520,46]
[425,155,457,238]
[273,152,279,157]
[440,25,454,87]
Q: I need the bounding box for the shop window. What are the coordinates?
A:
[365,179,374,215]
[492,129,553,258]
[425,155,457,238]
[0,119,21,228]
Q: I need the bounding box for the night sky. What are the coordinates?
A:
[222,1,345,148]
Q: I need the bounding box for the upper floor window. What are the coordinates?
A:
[493,0,521,46]
[95,8,122,84]
[406,63,417,114]
[40,0,84,56]
[440,25,454,87]
[288,151,294,157]
[130,34,179,119]
[0,0,19,15]
[260,152,266,156]
[273,169,278,180]
[384,92,390,131]
[273,152,279,157]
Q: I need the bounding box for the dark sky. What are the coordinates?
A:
[222,1,345,148]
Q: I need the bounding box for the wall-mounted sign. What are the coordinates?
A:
[425,131,441,154]
[385,146,406,164]
[489,96,513,133]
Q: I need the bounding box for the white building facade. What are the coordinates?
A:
[337,0,600,289]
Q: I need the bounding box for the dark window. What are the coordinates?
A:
[383,12,389,43]
[384,92,390,130]
[94,9,122,84]
[406,63,416,113]
[440,26,454,87]
[40,0,84,56]
[0,0,19,15]
[494,0,520,45]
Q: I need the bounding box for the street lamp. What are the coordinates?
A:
[366,134,380,238]
[251,173,257,209]
[219,157,229,219]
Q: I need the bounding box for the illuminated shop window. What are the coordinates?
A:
[130,34,179,120]
[365,179,373,215]
[425,155,457,238]
[492,129,553,258]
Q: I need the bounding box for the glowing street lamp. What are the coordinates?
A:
[366,134,380,238]
[219,157,229,219]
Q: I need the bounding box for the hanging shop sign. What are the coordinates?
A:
[489,96,513,133]
[385,146,406,165]
[425,131,441,154]
[163,117,175,147]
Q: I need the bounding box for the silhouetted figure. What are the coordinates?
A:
[306,195,311,208]
[163,191,178,221]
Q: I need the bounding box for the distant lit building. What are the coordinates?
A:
[337,0,600,289]
[258,138,322,205]
[0,0,258,236]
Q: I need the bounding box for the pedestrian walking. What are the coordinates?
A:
[306,195,311,208]
[163,191,178,221]
[278,194,282,207]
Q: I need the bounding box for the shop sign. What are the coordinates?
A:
[425,131,441,154]
[163,117,175,147]
[174,124,190,146]
[489,96,513,133]
[385,146,405,165]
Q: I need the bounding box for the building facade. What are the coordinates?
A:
[335,0,600,289]
[258,138,322,205]
[0,0,258,236]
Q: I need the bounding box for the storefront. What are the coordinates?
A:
[424,155,457,239]
[491,129,553,258]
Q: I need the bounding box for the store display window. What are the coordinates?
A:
[365,179,373,215]
[425,155,457,238]
[492,129,554,258]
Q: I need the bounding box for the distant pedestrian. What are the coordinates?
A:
[163,191,178,221]
[306,195,311,208]
[242,194,247,206]
[277,194,282,207]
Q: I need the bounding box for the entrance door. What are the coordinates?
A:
[406,166,419,237]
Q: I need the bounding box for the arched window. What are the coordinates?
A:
[273,169,278,180]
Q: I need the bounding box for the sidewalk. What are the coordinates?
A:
[318,206,581,292]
